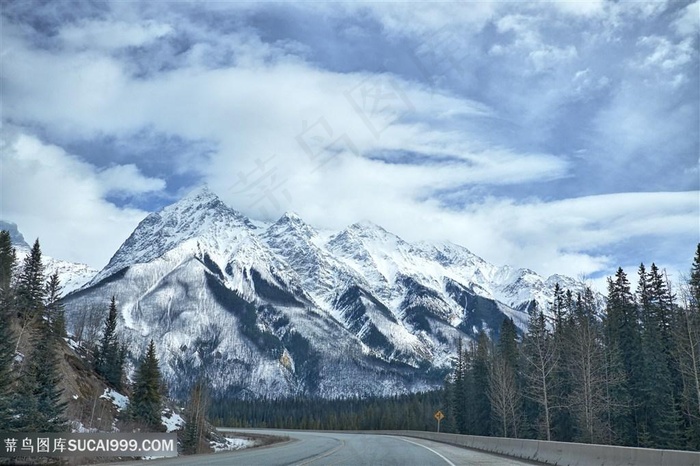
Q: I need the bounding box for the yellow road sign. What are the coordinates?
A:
[434,410,445,421]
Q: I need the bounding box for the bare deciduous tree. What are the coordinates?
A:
[488,351,521,438]
[522,304,557,441]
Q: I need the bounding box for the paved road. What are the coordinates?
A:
[108,429,540,465]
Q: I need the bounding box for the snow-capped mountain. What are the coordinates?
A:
[61,187,596,399]
[1,220,97,294]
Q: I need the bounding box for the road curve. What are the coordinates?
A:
[108,429,540,466]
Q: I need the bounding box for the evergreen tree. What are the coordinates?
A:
[637,263,683,448]
[0,230,17,428]
[129,339,163,430]
[604,267,641,445]
[551,284,568,331]
[95,297,123,389]
[0,277,15,428]
[0,230,16,310]
[451,338,468,434]
[551,285,575,442]
[498,317,519,372]
[691,244,700,306]
[471,331,492,435]
[13,319,68,432]
[45,272,66,338]
[15,239,45,320]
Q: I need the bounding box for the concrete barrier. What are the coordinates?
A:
[374,430,700,466]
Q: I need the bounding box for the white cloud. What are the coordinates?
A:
[58,19,172,51]
[0,129,155,267]
[0,25,569,196]
[637,35,695,73]
[550,0,606,17]
[97,164,166,195]
[672,1,700,37]
[438,191,699,278]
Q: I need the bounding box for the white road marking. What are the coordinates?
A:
[391,436,457,466]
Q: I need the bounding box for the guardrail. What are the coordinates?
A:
[378,430,700,466]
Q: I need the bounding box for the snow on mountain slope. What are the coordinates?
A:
[61,187,598,399]
[90,187,254,283]
[1,220,97,294]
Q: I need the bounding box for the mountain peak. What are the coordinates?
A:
[268,211,317,239]
[279,211,303,223]
[346,220,393,237]
[92,186,255,283]
[0,219,30,249]
[165,186,255,228]
[177,184,219,206]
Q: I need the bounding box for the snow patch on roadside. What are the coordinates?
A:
[161,409,185,432]
[211,436,256,452]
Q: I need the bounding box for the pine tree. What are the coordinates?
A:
[129,339,163,430]
[604,267,640,445]
[498,317,519,372]
[637,263,683,448]
[691,244,700,307]
[0,230,16,310]
[450,338,468,434]
[13,319,68,432]
[95,297,123,389]
[0,230,17,428]
[471,331,492,435]
[45,272,66,339]
[0,281,15,428]
[551,285,575,442]
[15,239,45,320]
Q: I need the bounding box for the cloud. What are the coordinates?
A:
[0,128,155,267]
[58,19,172,51]
[441,191,699,278]
[636,35,695,74]
[672,1,700,37]
[0,0,697,291]
[550,0,606,17]
[97,164,166,195]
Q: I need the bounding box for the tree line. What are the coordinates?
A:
[0,231,166,434]
[444,244,700,451]
[208,390,444,431]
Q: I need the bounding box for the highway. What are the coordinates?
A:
[108,429,541,465]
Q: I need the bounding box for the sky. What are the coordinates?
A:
[1,0,698,291]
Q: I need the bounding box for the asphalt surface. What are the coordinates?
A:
[105,429,541,466]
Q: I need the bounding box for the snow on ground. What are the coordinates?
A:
[64,337,82,352]
[70,421,97,433]
[211,436,256,452]
[161,409,185,432]
[100,388,129,411]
